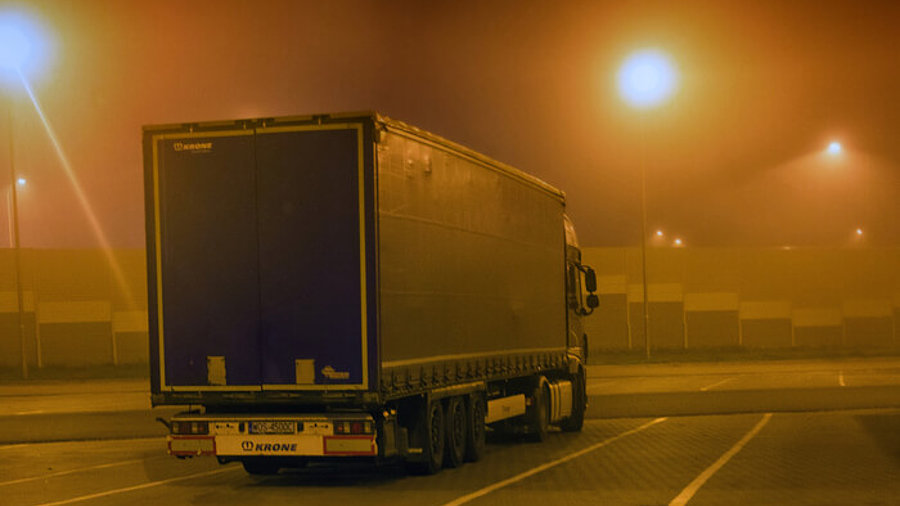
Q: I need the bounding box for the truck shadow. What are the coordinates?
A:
[247,462,408,487]
[856,411,900,465]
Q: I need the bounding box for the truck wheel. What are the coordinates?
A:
[464,393,486,462]
[444,396,467,468]
[241,459,280,475]
[560,369,586,432]
[526,378,551,442]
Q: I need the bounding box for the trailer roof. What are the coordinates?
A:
[143,111,566,202]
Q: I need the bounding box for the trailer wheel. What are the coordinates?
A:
[526,378,551,442]
[241,459,280,475]
[464,393,486,462]
[560,368,586,432]
[408,398,446,474]
[445,396,467,468]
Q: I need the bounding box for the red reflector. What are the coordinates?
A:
[350,422,363,434]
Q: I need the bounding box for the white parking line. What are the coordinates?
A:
[668,413,772,506]
[442,417,667,506]
[0,443,30,451]
[699,377,735,391]
[0,458,147,487]
[34,466,240,506]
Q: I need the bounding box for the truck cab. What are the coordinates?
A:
[565,214,599,362]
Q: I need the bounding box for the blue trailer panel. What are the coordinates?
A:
[153,130,261,387]
[146,121,374,393]
[255,125,369,388]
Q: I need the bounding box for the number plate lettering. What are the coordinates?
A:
[249,421,295,434]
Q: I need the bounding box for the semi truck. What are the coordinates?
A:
[142,112,599,475]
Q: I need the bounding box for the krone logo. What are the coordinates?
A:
[173,141,212,152]
[241,441,254,451]
[322,365,350,380]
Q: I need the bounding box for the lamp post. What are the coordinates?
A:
[6,98,27,378]
[617,48,678,360]
[1,19,35,379]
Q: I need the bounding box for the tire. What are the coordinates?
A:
[464,393,486,462]
[560,369,586,432]
[526,378,551,442]
[241,459,280,475]
[408,398,445,475]
[444,396,467,468]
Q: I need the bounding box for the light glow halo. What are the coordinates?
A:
[0,23,30,70]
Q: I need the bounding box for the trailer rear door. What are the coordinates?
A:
[152,130,262,387]
[255,125,369,388]
[148,122,371,392]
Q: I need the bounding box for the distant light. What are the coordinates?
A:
[655,230,664,237]
[617,49,678,109]
[827,141,842,156]
[856,228,863,236]
[16,177,26,186]
[673,238,683,247]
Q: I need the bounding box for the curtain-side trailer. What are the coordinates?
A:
[143,112,599,475]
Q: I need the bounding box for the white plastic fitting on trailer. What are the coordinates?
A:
[485,394,526,424]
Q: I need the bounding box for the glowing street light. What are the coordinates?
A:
[0,23,31,71]
[618,48,678,359]
[673,238,683,247]
[826,141,842,156]
[618,49,678,109]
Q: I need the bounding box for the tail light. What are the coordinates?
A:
[334,420,373,435]
[172,421,209,435]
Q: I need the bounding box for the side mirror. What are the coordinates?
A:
[586,294,599,309]
[583,267,597,293]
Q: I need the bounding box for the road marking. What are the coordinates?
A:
[442,417,667,506]
[0,437,164,452]
[0,458,148,487]
[839,371,846,387]
[13,410,46,416]
[34,466,240,506]
[699,377,734,391]
[668,413,772,506]
[0,443,31,451]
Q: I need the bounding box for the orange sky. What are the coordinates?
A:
[1,0,898,248]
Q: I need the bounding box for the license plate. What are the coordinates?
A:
[249,421,295,434]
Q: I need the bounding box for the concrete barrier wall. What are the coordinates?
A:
[583,247,900,354]
[0,249,148,368]
[0,247,898,368]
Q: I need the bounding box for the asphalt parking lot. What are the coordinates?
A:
[2,357,900,505]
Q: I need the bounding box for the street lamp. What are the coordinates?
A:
[1,19,34,379]
[618,49,678,359]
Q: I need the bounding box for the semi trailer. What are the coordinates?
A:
[142,112,598,475]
